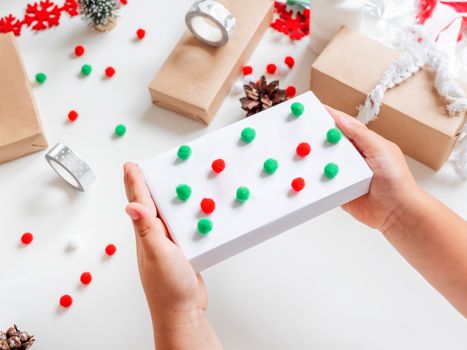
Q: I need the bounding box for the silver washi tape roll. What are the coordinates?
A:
[45,143,95,192]
[185,0,236,47]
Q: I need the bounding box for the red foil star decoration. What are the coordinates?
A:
[270,1,310,41]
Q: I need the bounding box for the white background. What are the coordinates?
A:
[0,1,466,349]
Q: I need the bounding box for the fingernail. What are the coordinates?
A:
[126,207,140,221]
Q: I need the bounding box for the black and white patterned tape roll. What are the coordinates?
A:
[185,0,236,47]
[45,143,95,192]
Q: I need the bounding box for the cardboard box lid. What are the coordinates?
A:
[149,0,273,114]
[0,33,45,147]
[312,27,465,137]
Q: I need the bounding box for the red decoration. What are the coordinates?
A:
[74,45,85,57]
[21,232,34,245]
[284,56,295,68]
[68,110,78,122]
[291,177,305,192]
[266,63,277,74]
[242,66,253,76]
[417,0,437,24]
[80,272,92,285]
[296,142,311,157]
[59,294,73,308]
[0,0,79,36]
[270,1,310,41]
[285,86,296,97]
[211,159,225,173]
[105,66,116,78]
[105,243,117,256]
[121,0,128,4]
[200,198,216,214]
[136,28,146,39]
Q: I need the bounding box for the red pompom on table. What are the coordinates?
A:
[68,110,78,122]
[266,63,277,74]
[105,243,117,256]
[74,45,85,57]
[80,272,92,285]
[285,86,296,97]
[284,56,295,68]
[21,232,33,245]
[291,177,305,192]
[296,142,311,157]
[242,66,253,76]
[105,66,115,78]
[200,198,216,214]
[59,294,73,308]
[136,28,145,40]
[211,159,225,173]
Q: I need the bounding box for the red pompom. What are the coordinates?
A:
[68,110,78,122]
[285,86,296,97]
[59,294,73,308]
[80,272,92,285]
[136,28,145,39]
[21,232,33,245]
[242,66,253,76]
[105,244,117,256]
[211,159,225,173]
[200,198,216,214]
[105,66,115,78]
[74,45,85,57]
[120,0,128,4]
[284,56,295,68]
[291,177,305,192]
[266,63,277,74]
[296,142,311,157]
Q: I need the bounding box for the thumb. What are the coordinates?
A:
[126,202,167,254]
[325,106,385,158]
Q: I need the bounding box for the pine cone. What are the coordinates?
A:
[240,76,288,117]
[0,326,34,350]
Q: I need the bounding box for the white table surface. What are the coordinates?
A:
[0,1,466,349]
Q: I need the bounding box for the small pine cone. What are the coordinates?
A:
[5,328,17,338]
[0,339,9,350]
[7,336,21,349]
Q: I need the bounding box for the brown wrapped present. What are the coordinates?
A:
[310,27,466,170]
[0,33,47,164]
[149,0,274,125]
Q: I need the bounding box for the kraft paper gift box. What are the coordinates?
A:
[310,27,466,170]
[0,33,47,164]
[149,0,273,125]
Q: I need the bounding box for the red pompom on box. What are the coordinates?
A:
[200,198,216,214]
[211,159,225,173]
[296,142,311,157]
[291,177,305,192]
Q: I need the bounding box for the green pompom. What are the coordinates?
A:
[177,145,192,160]
[115,124,126,137]
[236,186,250,203]
[324,162,339,179]
[290,102,304,117]
[81,64,92,76]
[197,218,213,235]
[263,158,279,174]
[241,127,256,143]
[35,73,47,84]
[176,184,192,201]
[326,128,342,144]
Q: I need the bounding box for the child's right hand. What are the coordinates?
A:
[325,106,422,233]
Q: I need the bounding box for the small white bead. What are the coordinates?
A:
[231,80,244,94]
[278,63,290,75]
[67,236,81,250]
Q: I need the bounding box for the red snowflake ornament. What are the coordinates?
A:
[61,0,79,17]
[24,0,62,31]
[270,1,310,41]
[0,15,24,36]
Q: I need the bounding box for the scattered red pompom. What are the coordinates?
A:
[120,0,128,4]
[105,66,115,78]
[211,159,225,173]
[242,66,253,76]
[284,56,295,68]
[74,45,85,57]
[80,272,92,285]
[200,198,216,214]
[291,177,305,192]
[285,86,296,97]
[136,28,145,40]
[296,142,311,157]
[59,294,73,308]
[266,63,277,74]
[68,110,78,122]
[105,243,117,256]
[21,232,33,245]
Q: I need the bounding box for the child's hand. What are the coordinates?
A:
[325,106,421,232]
[123,162,207,332]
